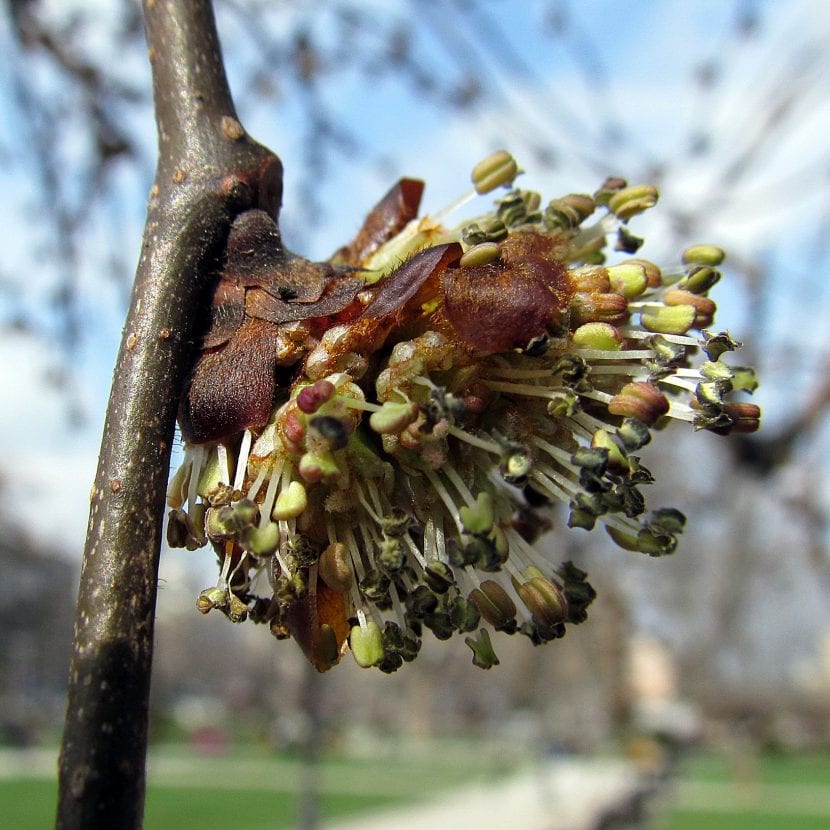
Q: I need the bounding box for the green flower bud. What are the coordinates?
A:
[471,150,519,194]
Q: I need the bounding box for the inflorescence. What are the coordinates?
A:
[167,151,760,672]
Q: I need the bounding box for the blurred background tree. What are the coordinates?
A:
[2,0,829,777]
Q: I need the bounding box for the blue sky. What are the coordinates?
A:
[3,0,828,550]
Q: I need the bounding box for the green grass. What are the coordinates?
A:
[0,743,505,829]
[661,812,830,830]
[658,750,830,830]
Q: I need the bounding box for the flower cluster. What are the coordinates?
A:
[167,152,760,672]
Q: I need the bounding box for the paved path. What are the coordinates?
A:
[327,758,645,830]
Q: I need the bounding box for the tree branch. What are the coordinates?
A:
[56,1,282,827]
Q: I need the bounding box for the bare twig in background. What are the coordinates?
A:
[55,1,281,826]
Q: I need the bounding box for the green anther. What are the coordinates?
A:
[607,184,658,220]
[572,322,621,351]
[469,580,517,630]
[244,521,280,557]
[471,150,519,194]
[423,611,455,640]
[449,595,481,632]
[350,619,385,668]
[233,497,259,526]
[298,450,340,483]
[512,575,567,628]
[369,400,419,434]
[459,491,495,535]
[605,524,640,551]
[424,561,455,594]
[272,480,308,520]
[701,331,740,361]
[316,624,340,671]
[465,628,500,669]
[640,304,696,335]
[730,366,759,393]
[617,418,651,451]
[636,525,678,557]
[488,525,509,563]
[607,262,648,298]
[378,536,406,574]
[650,508,686,534]
[196,451,223,499]
[461,217,508,246]
[227,594,248,623]
[682,244,726,266]
[571,446,608,475]
[459,241,501,268]
[701,360,735,381]
[592,429,629,472]
[696,378,732,406]
[678,265,721,294]
[166,509,191,549]
[197,586,228,614]
[504,451,533,483]
[547,392,580,417]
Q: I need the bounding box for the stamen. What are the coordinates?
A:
[216,444,230,485]
[423,469,465,534]
[233,429,252,492]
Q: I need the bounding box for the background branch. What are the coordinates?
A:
[55,1,281,826]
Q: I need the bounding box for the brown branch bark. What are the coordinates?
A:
[56,1,282,827]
